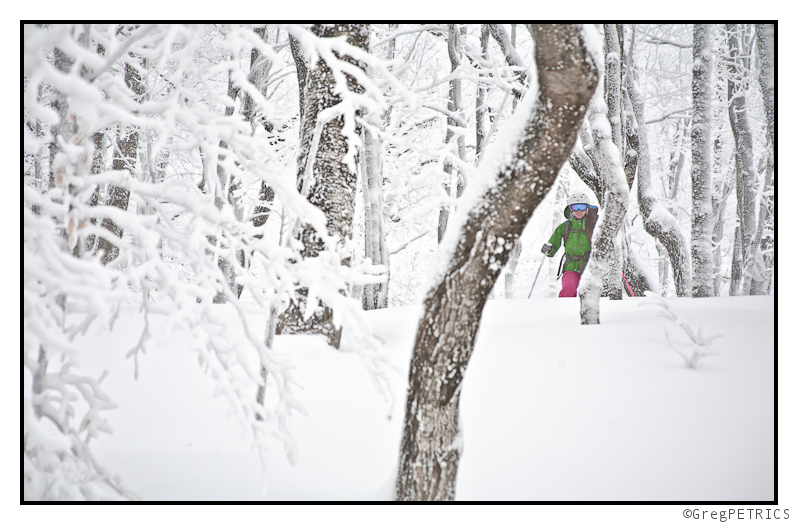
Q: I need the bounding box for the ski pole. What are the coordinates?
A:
[527,257,546,298]
[622,272,635,297]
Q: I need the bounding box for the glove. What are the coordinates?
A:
[541,243,552,255]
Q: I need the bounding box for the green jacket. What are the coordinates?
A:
[546,216,593,273]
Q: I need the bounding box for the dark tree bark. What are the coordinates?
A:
[730,224,743,295]
[396,24,598,501]
[289,32,308,124]
[77,130,105,257]
[48,47,76,191]
[98,62,144,265]
[276,24,370,348]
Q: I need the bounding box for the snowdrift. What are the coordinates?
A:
[80,295,774,501]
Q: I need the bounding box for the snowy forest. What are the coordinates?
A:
[24,23,776,503]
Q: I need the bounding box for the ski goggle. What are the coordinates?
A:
[570,203,588,212]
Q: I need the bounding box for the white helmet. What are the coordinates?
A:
[567,191,591,207]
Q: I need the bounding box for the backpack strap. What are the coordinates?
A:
[565,253,591,273]
[564,220,585,243]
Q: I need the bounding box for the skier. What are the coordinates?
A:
[541,191,599,297]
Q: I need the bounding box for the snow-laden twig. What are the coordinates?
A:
[641,291,722,368]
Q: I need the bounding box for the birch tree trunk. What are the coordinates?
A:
[475,25,490,162]
[504,242,522,299]
[712,178,732,295]
[276,24,370,348]
[754,24,775,294]
[361,118,389,309]
[359,27,395,310]
[396,24,598,501]
[690,23,714,297]
[212,71,246,303]
[437,24,466,243]
[730,225,743,295]
[604,24,623,155]
[755,24,774,151]
[749,164,773,295]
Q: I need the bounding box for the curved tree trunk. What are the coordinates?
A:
[573,123,605,204]
[725,24,759,296]
[395,24,598,501]
[578,89,630,323]
[627,47,692,297]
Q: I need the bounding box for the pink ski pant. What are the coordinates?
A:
[559,271,581,297]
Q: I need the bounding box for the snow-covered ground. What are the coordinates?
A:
[75,294,777,505]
